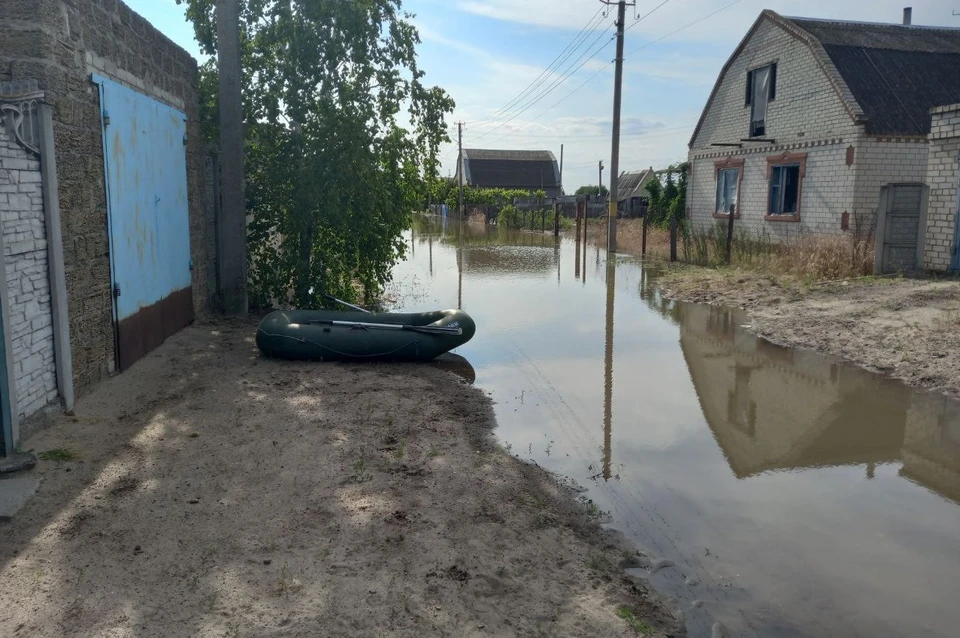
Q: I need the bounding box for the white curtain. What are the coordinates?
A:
[752,65,770,126]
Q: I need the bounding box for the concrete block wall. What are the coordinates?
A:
[0,0,213,395]
[0,126,58,420]
[923,105,960,271]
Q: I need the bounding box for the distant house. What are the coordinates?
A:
[616,167,656,217]
[455,149,563,197]
[688,9,960,273]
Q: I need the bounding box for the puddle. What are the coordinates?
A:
[387,215,960,637]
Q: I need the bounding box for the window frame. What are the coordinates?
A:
[713,157,744,219]
[765,151,806,222]
[746,62,777,138]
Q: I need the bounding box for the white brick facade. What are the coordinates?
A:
[923,105,960,271]
[688,14,933,244]
[0,125,58,420]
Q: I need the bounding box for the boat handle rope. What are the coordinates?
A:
[257,329,420,358]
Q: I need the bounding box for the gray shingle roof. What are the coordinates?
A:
[788,18,960,136]
[458,149,562,196]
[617,168,655,201]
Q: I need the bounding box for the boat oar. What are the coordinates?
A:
[304,319,462,336]
[324,294,372,314]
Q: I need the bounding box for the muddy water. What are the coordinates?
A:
[387,216,960,638]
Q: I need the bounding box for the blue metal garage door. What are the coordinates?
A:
[92,75,194,371]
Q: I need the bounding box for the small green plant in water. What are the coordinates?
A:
[38,448,76,462]
[616,606,653,634]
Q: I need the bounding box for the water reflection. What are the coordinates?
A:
[394,215,960,637]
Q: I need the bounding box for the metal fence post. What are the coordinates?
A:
[641,211,648,258]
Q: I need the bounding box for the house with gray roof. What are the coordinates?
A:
[616,167,656,217]
[688,8,960,273]
[455,149,563,198]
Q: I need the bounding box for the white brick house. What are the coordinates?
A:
[688,10,960,272]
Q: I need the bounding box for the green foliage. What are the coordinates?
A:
[575,185,609,197]
[496,206,553,230]
[616,606,653,634]
[644,162,689,228]
[176,0,454,307]
[446,187,531,209]
[38,448,77,462]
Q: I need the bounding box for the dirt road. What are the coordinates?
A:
[660,268,960,398]
[0,319,674,637]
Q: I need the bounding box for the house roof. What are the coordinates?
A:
[617,168,655,201]
[690,10,960,145]
[459,148,561,194]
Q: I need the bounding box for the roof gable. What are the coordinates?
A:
[690,10,864,148]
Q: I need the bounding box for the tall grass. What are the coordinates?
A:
[680,216,875,280]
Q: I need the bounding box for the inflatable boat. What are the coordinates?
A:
[256,308,476,362]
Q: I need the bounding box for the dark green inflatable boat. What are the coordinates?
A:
[256,308,476,362]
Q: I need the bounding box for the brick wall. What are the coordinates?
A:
[689,17,859,236]
[688,14,932,244]
[0,0,213,394]
[923,105,960,271]
[691,18,859,151]
[0,126,58,420]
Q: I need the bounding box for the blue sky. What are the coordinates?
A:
[134,0,957,190]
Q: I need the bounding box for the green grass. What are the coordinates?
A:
[393,441,406,459]
[426,447,441,458]
[38,448,77,462]
[586,554,610,572]
[616,606,653,634]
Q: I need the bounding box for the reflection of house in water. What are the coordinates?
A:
[677,302,960,502]
[678,303,909,477]
[901,394,960,505]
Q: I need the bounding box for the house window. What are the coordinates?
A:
[768,164,800,215]
[745,63,776,137]
[716,168,739,215]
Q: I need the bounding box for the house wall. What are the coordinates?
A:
[689,17,860,235]
[0,0,214,395]
[691,19,858,151]
[0,124,58,420]
[690,141,855,237]
[923,105,960,271]
[851,135,928,241]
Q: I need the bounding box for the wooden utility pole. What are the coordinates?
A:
[217,0,247,313]
[457,121,464,217]
[601,0,633,254]
[598,160,604,197]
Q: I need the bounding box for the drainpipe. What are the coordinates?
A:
[903,7,912,25]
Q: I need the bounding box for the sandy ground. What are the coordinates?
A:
[659,268,960,398]
[0,319,676,637]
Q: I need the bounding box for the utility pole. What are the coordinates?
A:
[598,160,604,198]
[457,121,464,217]
[601,0,633,254]
[217,0,247,313]
[559,144,564,193]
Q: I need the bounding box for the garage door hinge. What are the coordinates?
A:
[113,283,121,298]
[103,110,110,126]
[183,134,188,146]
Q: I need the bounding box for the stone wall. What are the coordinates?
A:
[0,0,214,394]
[0,125,58,420]
[923,105,960,271]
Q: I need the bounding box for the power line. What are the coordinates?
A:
[473,7,607,126]
[473,0,678,145]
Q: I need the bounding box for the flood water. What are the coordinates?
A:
[386,215,960,638]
